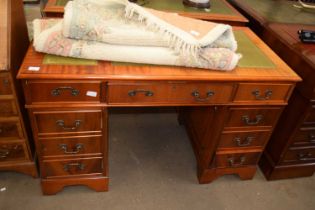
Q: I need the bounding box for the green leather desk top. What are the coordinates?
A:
[56,0,235,15]
[139,0,235,15]
[43,30,275,69]
[230,0,315,25]
[56,0,68,6]
[48,0,247,25]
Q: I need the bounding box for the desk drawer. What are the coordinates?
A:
[291,128,315,147]
[234,83,291,103]
[303,105,315,125]
[42,157,103,178]
[26,81,101,103]
[218,131,270,149]
[0,121,23,140]
[215,152,260,168]
[0,142,27,162]
[34,110,102,135]
[107,82,233,105]
[40,136,102,158]
[283,147,315,163]
[0,99,17,116]
[224,107,282,129]
[0,73,12,95]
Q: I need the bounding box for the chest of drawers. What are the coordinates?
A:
[0,0,37,177]
[18,27,300,195]
[227,0,315,180]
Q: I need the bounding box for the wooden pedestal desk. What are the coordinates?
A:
[228,0,315,180]
[17,27,300,195]
[43,0,248,25]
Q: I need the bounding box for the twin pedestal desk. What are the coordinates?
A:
[17,27,300,195]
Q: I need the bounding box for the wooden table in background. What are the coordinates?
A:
[43,0,248,25]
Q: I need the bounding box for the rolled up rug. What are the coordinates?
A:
[33,0,241,71]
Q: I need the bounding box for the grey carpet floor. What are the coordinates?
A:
[0,113,314,210]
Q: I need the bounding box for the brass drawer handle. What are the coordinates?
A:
[308,132,315,143]
[0,145,21,159]
[63,162,85,171]
[252,89,273,100]
[0,148,10,159]
[242,115,263,125]
[191,90,215,102]
[0,148,10,158]
[228,156,246,167]
[56,120,82,130]
[51,86,80,96]
[234,136,255,147]
[128,89,154,97]
[298,152,314,161]
[59,143,84,154]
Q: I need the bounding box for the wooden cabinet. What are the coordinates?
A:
[18,27,300,194]
[227,0,315,180]
[0,0,37,177]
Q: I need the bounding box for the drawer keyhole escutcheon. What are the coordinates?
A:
[298,153,313,161]
[3,79,9,86]
[191,90,215,102]
[63,162,85,171]
[128,89,154,97]
[308,133,315,143]
[228,156,246,167]
[59,143,84,154]
[234,136,254,147]
[51,86,80,97]
[252,89,273,100]
[56,120,82,130]
[242,115,263,125]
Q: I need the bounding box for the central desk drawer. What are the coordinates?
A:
[107,82,234,105]
[42,157,103,178]
[34,110,102,135]
[224,107,282,129]
[25,80,101,103]
[40,136,102,158]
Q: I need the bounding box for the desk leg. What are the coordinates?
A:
[182,106,227,183]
